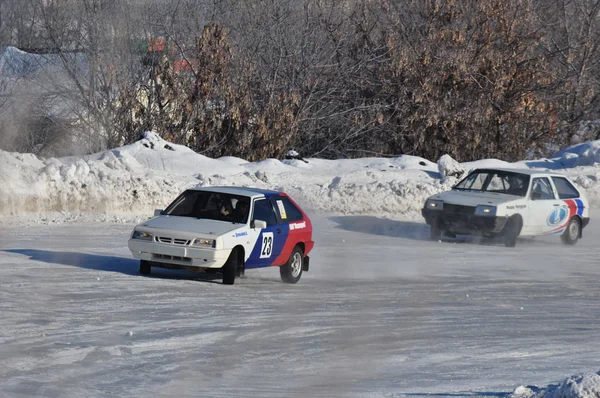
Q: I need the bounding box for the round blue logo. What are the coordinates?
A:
[547,207,568,226]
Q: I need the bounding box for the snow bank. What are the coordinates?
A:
[553,141,600,168]
[0,132,445,218]
[3,131,600,220]
[0,133,197,217]
[0,46,49,77]
[512,371,600,398]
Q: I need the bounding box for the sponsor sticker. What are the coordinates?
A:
[276,200,287,219]
[235,231,248,237]
[289,221,306,230]
[547,207,568,226]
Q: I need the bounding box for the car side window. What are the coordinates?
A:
[271,197,303,223]
[252,199,278,227]
[551,177,580,199]
[531,177,555,200]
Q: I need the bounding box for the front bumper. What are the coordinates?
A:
[422,207,507,235]
[128,239,230,268]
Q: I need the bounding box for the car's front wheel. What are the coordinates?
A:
[222,249,238,285]
[560,217,580,245]
[280,246,304,284]
[503,217,520,247]
[139,260,151,275]
[430,223,443,241]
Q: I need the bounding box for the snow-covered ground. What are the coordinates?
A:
[3,131,600,397]
[2,214,600,397]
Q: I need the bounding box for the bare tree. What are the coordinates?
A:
[1,0,600,162]
[534,0,600,145]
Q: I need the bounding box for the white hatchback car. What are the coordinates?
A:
[128,186,314,284]
[422,168,590,247]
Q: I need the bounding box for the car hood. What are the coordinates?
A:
[138,216,241,236]
[429,190,522,207]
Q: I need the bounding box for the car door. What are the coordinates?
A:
[245,198,287,268]
[269,195,311,265]
[550,175,586,221]
[526,177,565,235]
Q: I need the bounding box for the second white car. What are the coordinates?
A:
[422,168,590,247]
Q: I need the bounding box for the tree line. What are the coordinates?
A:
[0,0,599,162]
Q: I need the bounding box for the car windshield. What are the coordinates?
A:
[163,190,251,224]
[453,170,530,196]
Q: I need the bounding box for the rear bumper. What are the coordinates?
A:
[304,240,315,255]
[422,208,507,235]
[128,239,230,268]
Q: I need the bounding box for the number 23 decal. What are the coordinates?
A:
[260,232,274,258]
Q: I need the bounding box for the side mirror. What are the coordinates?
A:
[252,219,267,229]
[154,209,164,217]
[531,192,542,200]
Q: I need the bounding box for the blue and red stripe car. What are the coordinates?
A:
[128,187,314,284]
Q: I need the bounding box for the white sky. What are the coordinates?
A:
[2,131,600,397]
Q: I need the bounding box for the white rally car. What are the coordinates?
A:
[422,168,590,247]
[128,187,314,284]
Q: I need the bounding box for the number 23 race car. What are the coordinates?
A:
[128,187,314,285]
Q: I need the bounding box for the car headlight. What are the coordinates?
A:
[132,230,153,241]
[192,238,216,248]
[475,205,496,216]
[426,199,444,210]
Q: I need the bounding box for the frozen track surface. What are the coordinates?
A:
[1,213,600,397]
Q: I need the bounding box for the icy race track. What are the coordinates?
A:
[1,212,600,398]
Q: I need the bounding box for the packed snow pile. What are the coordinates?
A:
[0,131,444,218]
[0,46,51,77]
[437,154,465,181]
[511,371,600,398]
[0,45,88,82]
[3,131,600,219]
[0,133,197,217]
[553,141,600,168]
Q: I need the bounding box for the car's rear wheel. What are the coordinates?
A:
[222,249,238,285]
[280,246,303,284]
[503,217,520,247]
[560,217,580,245]
[139,260,151,275]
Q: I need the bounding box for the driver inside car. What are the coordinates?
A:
[232,199,249,223]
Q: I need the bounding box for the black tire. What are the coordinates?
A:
[139,260,151,275]
[222,249,238,285]
[560,217,580,245]
[503,217,520,247]
[280,246,304,284]
[430,223,442,241]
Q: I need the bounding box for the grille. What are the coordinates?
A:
[153,254,192,263]
[156,236,190,245]
[443,204,475,214]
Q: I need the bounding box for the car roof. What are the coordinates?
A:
[472,167,566,177]
[188,186,284,199]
